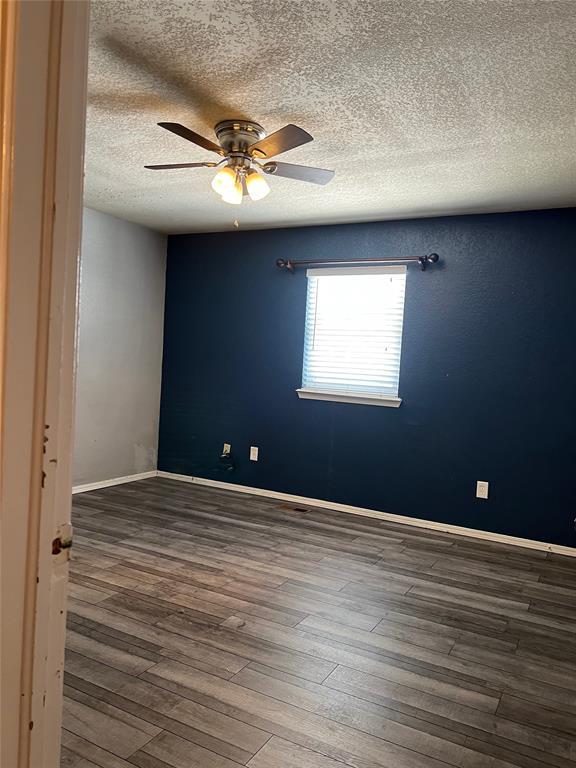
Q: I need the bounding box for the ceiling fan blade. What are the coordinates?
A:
[262,161,334,185]
[158,122,224,155]
[248,124,313,159]
[144,162,216,170]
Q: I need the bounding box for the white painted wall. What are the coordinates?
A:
[73,208,166,485]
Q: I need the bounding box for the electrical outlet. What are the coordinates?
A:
[222,443,231,455]
[476,480,489,500]
[250,446,259,462]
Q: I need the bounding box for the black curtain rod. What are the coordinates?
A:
[276,253,439,273]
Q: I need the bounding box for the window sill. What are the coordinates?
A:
[296,389,402,408]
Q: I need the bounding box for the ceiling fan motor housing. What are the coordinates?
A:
[214,120,266,157]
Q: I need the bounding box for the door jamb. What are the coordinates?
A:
[0,2,90,766]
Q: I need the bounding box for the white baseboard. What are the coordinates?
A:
[72,471,158,495]
[156,470,576,558]
[71,469,576,558]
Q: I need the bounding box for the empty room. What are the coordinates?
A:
[2,1,576,768]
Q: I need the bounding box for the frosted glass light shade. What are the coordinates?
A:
[211,166,236,195]
[221,179,243,205]
[245,170,270,201]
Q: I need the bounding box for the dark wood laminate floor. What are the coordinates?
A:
[62,478,576,768]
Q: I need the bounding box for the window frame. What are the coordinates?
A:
[296,265,406,408]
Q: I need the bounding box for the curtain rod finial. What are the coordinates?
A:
[276,259,295,272]
[418,253,440,271]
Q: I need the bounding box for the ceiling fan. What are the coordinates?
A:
[145,120,335,204]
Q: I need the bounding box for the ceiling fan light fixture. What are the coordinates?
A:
[149,120,334,206]
[211,165,236,195]
[220,177,243,205]
[245,170,270,201]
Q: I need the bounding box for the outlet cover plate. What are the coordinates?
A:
[250,446,259,462]
[476,480,489,499]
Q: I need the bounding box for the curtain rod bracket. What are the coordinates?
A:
[276,254,439,272]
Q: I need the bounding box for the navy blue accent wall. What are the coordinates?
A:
[159,208,576,546]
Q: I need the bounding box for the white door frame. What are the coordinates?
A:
[0,2,89,767]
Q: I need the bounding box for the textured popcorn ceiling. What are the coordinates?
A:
[86,0,576,233]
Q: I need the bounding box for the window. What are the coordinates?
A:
[297,266,406,407]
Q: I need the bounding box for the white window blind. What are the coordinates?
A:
[301,266,407,398]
